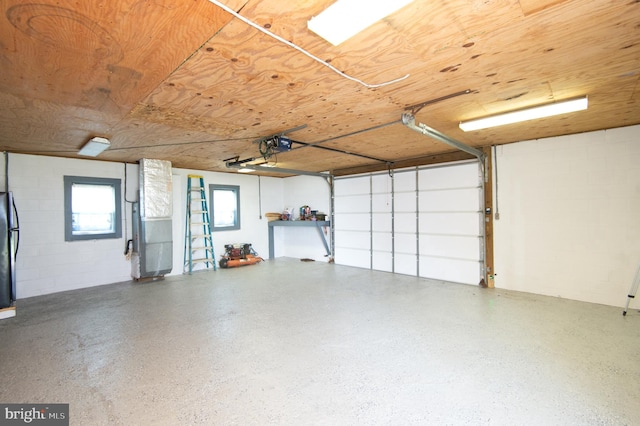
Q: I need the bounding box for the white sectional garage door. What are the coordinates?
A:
[334,161,483,285]
[333,173,372,269]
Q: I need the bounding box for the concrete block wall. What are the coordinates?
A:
[493,124,640,307]
[0,155,287,298]
[5,154,131,298]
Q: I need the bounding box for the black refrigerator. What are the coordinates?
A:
[0,192,18,309]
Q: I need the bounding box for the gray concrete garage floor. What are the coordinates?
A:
[1,258,639,425]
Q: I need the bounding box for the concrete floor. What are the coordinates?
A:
[1,258,639,425]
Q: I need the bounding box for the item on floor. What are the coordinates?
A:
[300,258,315,262]
[219,243,263,268]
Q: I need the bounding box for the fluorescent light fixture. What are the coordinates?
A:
[459,96,588,132]
[237,167,255,173]
[78,136,110,157]
[308,0,414,46]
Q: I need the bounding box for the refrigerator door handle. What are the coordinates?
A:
[11,197,19,255]
[13,229,19,256]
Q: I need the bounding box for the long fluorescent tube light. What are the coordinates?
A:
[237,167,255,173]
[459,96,588,132]
[78,137,110,157]
[308,0,414,46]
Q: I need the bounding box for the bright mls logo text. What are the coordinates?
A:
[2,404,68,424]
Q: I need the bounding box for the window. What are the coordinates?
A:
[64,176,122,241]
[209,184,240,231]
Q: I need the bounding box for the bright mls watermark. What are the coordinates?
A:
[0,404,68,425]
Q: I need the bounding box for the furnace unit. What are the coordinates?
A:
[131,159,173,279]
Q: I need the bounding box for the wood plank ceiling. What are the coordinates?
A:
[0,0,638,176]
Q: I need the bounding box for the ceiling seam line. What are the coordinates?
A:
[111,2,246,134]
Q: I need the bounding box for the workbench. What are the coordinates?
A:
[268,220,331,259]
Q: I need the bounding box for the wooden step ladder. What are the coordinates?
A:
[184,175,216,274]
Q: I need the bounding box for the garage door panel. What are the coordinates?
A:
[395,233,417,254]
[395,212,416,233]
[334,194,370,213]
[372,174,392,192]
[395,253,417,276]
[372,250,392,272]
[395,192,416,211]
[419,188,480,212]
[419,212,480,235]
[419,235,479,260]
[372,232,392,251]
[372,194,392,212]
[335,213,370,231]
[419,256,480,284]
[419,163,479,190]
[335,230,370,250]
[393,170,417,189]
[372,213,392,232]
[338,248,370,269]
[335,176,370,196]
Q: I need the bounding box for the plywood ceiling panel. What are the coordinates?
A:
[0,0,237,111]
[0,0,638,176]
[519,0,571,16]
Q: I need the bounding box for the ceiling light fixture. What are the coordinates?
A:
[237,167,255,173]
[308,0,414,46]
[459,96,588,132]
[78,137,110,157]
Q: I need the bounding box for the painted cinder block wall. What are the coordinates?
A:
[2,155,132,298]
[493,124,640,308]
[0,155,286,299]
